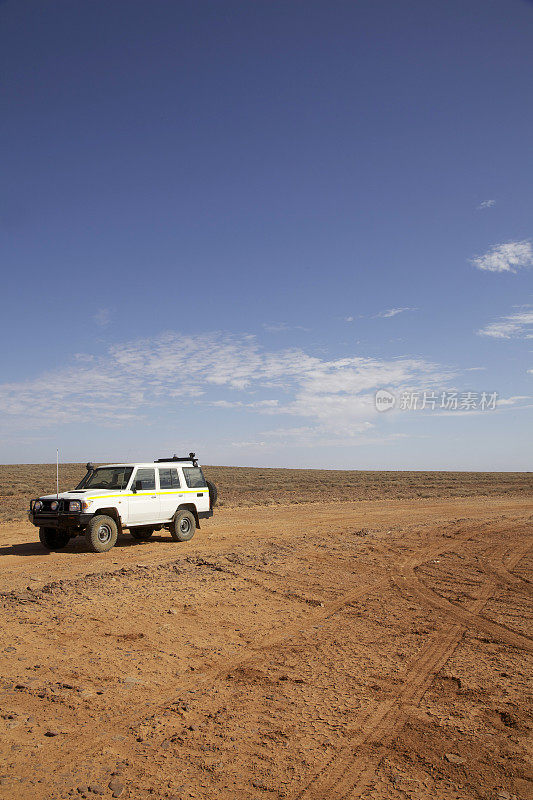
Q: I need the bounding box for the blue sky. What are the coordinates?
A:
[1,0,532,469]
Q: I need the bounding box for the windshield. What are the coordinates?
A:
[76,466,133,491]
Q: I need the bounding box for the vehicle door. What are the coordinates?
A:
[158,467,184,521]
[127,468,160,525]
[182,466,210,512]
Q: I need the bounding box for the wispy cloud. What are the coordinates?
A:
[230,428,409,450]
[478,308,533,339]
[0,331,452,441]
[344,307,415,322]
[477,199,495,210]
[93,307,112,328]
[374,307,414,318]
[438,394,532,418]
[497,395,532,406]
[471,240,533,273]
[262,322,309,333]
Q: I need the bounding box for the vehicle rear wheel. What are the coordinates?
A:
[206,480,218,507]
[39,527,70,551]
[85,515,118,553]
[171,510,196,542]
[130,527,154,541]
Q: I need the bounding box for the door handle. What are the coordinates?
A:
[151,495,156,499]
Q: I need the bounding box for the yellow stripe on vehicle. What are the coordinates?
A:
[87,489,206,501]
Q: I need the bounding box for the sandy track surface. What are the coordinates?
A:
[0,496,532,800]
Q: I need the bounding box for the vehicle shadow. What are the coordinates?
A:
[114,534,171,548]
[0,534,171,557]
[0,542,49,557]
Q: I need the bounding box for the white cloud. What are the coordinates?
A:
[477,199,496,210]
[262,322,309,333]
[93,308,112,328]
[497,395,531,406]
[374,307,414,318]
[209,398,279,410]
[478,309,533,339]
[344,308,414,322]
[281,356,451,435]
[0,331,452,442]
[231,426,409,450]
[471,240,533,273]
[438,394,532,418]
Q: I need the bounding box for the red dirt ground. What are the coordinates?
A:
[0,495,531,800]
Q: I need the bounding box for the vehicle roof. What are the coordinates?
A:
[100,461,196,468]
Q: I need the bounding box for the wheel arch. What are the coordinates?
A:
[92,507,123,534]
[175,503,199,528]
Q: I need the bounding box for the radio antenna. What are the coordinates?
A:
[56,448,59,499]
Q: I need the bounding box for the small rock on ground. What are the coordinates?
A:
[108,779,125,797]
[444,752,465,765]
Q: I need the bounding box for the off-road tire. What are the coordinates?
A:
[130,527,154,541]
[206,480,218,507]
[171,510,196,542]
[85,515,118,553]
[39,527,70,551]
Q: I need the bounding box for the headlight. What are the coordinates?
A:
[34,500,43,512]
[69,501,82,512]
[50,500,59,511]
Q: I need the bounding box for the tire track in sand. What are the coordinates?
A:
[291,591,489,800]
[4,521,504,799]
[477,541,533,597]
[291,537,532,800]
[392,536,533,652]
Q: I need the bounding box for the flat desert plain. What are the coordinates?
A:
[0,467,532,800]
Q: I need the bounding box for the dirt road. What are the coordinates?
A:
[1,496,532,800]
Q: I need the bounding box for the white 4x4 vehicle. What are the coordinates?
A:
[29,454,217,553]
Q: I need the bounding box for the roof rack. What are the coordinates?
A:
[154,452,198,467]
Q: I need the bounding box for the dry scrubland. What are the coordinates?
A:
[0,466,532,800]
[0,462,531,522]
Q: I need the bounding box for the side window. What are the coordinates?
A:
[134,468,155,491]
[159,468,181,489]
[112,468,133,489]
[182,467,207,489]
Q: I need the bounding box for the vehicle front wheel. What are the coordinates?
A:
[130,527,154,541]
[39,527,70,551]
[85,515,118,553]
[171,510,196,542]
